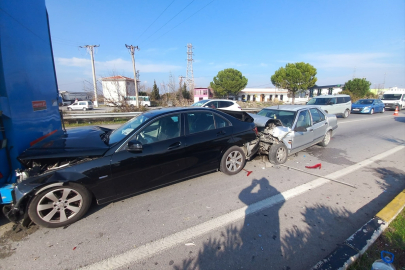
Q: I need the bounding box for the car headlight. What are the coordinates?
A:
[363,107,370,112]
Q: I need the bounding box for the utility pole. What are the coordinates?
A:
[125,44,140,107]
[186,44,194,91]
[79,45,100,107]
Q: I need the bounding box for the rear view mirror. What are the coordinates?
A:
[294,126,307,132]
[128,140,143,152]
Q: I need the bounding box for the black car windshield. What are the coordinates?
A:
[354,99,374,104]
[256,109,296,128]
[191,100,208,107]
[382,94,401,100]
[307,98,330,105]
[108,114,150,145]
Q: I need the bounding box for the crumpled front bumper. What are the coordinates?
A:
[2,185,30,223]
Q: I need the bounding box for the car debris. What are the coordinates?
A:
[305,163,322,169]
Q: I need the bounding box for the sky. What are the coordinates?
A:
[45,0,405,93]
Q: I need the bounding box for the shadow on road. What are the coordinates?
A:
[172,167,405,270]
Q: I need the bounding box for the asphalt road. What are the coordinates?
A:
[1,111,404,270]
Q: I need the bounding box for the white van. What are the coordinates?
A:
[307,94,352,118]
[381,91,405,110]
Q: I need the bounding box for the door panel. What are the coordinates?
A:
[309,108,327,142]
[292,110,314,151]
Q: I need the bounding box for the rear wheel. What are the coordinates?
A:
[220,146,245,175]
[318,130,332,147]
[83,107,87,111]
[343,109,350,118]
[268,142,288,164]
[28,184,92,228]
[67,107,72,111]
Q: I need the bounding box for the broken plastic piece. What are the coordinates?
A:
[305,163,322,169]
[242,169,253,176]
[185,243,195,246]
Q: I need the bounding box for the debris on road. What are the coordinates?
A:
[242,168,253,176]
[305,163,322,169]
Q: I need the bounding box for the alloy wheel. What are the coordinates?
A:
[276,146,286,162]
[225,151,243,172]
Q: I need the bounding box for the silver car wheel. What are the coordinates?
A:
[276,147,286,162]
[324,131,331,145]
[36,188,83,224]
[225,150,243,172]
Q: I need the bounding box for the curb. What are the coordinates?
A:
[311,189,405,270]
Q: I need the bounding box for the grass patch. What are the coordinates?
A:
[348,208,405,269]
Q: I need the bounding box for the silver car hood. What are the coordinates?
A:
[248,113,291,140]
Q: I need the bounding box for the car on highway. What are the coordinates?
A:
[250,105,338,164]
[307,94,352,118]
[351,99,385,114]
[4,107,259,228]
[191,99,242,111]
[67,100,94,111]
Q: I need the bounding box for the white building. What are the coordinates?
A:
[234,84,344,104]
[101,75,135,104]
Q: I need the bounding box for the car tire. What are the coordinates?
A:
[144,104,148,108]
[381,107,385,113]
[343,109,350,118]
[28,184,92,228]
[268,142,288,165]
[83,107,87,111]
[318,130,332,147]
[220,146,246,175]
[67,107,72,111]
[370,108,374,115]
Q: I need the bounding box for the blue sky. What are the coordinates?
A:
[45,0,405,92]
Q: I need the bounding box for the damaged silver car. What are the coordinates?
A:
[250,105,338,164]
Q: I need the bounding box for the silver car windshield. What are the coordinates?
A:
[256,109,296,128]
[108,115,150,145]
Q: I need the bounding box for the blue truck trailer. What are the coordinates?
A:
[0,0,62,206]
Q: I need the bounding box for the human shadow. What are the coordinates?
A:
[173,177,286,270]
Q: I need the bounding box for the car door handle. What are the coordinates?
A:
[308,129,314,132]
[167,142,181,150]
[217,130,226,136]
[324,122,328,125]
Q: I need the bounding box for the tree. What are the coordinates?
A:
[210,68,248,98]
[181,82,190,99]
[342,78,371,99]
[271,62,317,104]
[151,80,160,100]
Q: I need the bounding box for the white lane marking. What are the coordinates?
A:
[339,115,392,124]
[80,145,405,270]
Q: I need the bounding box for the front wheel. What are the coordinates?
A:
[381,107,385,113]
[343,109,350,118]
[220,146,246,175]
[67,107,72,111]
[144,104,149,108]
[370,108,374,115]
[83,107,87,111]
[268,142,288,164]
[28,184,92,228]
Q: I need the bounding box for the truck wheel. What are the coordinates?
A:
[220,146,245,175]
[343,109,350,118]
[268,142,288,164]
[28,184,92,228]
[318,130,332,147]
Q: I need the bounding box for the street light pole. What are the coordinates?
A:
[125,44,140,108]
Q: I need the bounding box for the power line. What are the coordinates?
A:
[139,0,196,45]
[136,0,176,40]
[143,0,216,47]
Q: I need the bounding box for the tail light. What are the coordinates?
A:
[253,127,258,136]
[238,106,241,109]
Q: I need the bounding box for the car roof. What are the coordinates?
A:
[201,99,236,102]
[310,94,349,98]
[261,105,323,111]
[142,107,218,118]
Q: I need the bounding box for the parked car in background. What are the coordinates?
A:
[67,100,94,111]
[381,91,405,110]
[191,99,241,111]
[5,107,259,228]
[251,105,338,164]
[351,99,385,114]
[307,94,352,118]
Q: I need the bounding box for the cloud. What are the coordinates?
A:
[56,57,182,73]
[302,52,396,69]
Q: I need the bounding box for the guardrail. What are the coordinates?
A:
[63,108,261,120]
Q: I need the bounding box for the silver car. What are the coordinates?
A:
[250,105,338,164]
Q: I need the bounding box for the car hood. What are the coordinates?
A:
[248,113,291,140]
[18,126,111,161]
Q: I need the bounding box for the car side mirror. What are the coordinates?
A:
[327,101,333,105]
[127,140,143,152]
[294,126,307,132]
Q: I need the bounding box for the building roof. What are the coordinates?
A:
[310,84,344,89]
[101,75,134,81]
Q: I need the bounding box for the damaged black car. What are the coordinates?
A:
[4,107,259,228]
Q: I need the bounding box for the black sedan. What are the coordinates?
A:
[5,107,259,228]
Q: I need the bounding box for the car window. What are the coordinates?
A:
[295,110,312,128]
[88,101,93,105]
[135,114,180,144]
[79,102,85,105]
[257,109,296,128]
[337,97,345,104]
[309,108,325,124]
[191,100,207,107]
[307,98,328,105]
[220,101,233,108]
[345,96,351,102]
[187,112,215,134]
[214,114,230,128]
[72,103,78,106]
[205,101,219,109]
[330,98,337,104]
